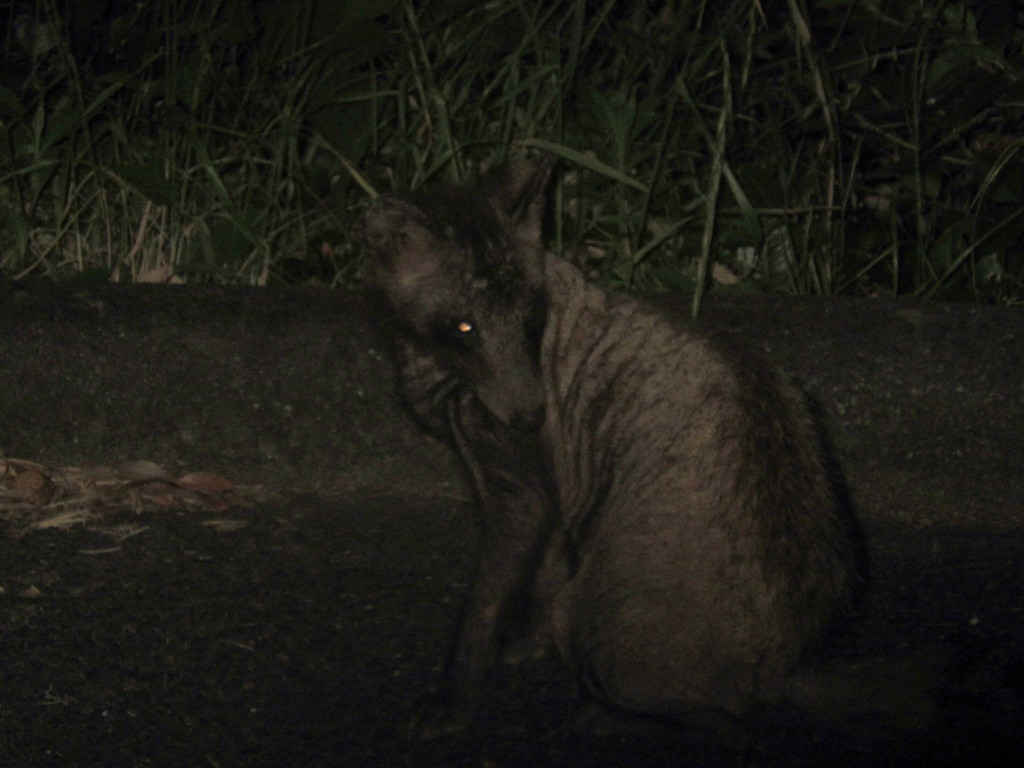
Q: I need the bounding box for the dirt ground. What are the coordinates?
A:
[2,493,1022,768]
[1,283,1022,767]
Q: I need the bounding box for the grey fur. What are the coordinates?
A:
[362,160,864,738]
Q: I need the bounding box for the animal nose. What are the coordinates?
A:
[510,405,545,432]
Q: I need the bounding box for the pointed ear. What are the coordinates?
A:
[486,154,555,251]
[362,196,442,293]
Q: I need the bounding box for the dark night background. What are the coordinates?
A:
[2,2,1023,767]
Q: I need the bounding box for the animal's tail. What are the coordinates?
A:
[781,646,951,731]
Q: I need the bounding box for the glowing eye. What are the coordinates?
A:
[430,316,476,345]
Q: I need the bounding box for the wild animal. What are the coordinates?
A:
[363,157,881,740]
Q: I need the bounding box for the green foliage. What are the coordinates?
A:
[1,0,1022,302]
[0,0,384,285]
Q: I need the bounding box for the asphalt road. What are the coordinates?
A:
[1,283,1022,767]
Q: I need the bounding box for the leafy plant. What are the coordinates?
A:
[1,0,1022,302]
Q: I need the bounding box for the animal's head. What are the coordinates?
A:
[362,156,553,431]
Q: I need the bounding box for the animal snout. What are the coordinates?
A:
[510,405,545,432]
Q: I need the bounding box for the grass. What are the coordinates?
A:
[1,0,1022,303]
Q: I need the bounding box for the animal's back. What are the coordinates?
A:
[540,255,862,719]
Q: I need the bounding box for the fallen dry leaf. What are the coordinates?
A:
[2,457,272,536]
[11,465,47,491]
[177,471,234,493]
[75,465,120,484]
[116,461,173,482]
[8,465,56,506]
[136,263,182,284]
[31,509,93,530]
